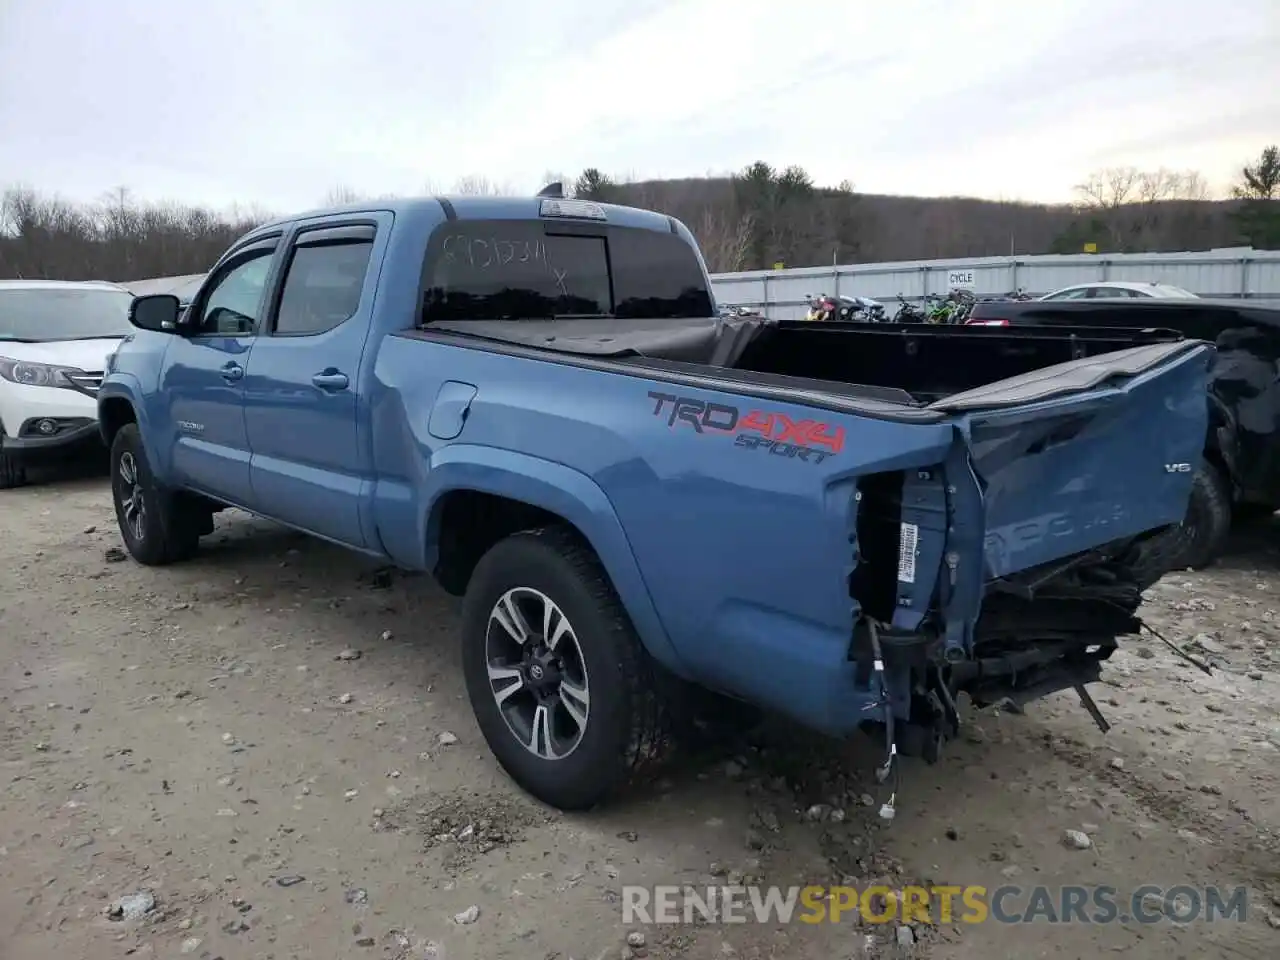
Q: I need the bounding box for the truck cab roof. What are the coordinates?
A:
[249,195,681,237]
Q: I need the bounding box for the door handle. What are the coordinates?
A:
[311,370,349,391]
[221,362,244,382]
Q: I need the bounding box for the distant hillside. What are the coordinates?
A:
[595,175,1254,272]
[2,150,1276,282]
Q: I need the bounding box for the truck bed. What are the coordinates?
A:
[726,320,1185,404]
[422,316,1187,406]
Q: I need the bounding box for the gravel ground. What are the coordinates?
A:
[2,473,1279,960]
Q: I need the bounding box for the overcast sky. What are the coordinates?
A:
[1,0,1276,213]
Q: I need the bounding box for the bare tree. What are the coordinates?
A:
[693,207,754,273]
[1069,165,1212,252]
[3,151,1270,284]
[451,175,516,196]
[325,185,363,205]
[1075,167,1141,209]
[0,186,265,282]
[1180,171,1211,202]
[1137,169,1211,203]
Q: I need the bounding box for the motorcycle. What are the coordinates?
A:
[803,293,838,322]
[804,293,885,322]
[718,304,763,319]
[891,294,924,323]
[838,295,886,323]
[923,289,977,324]
[948,289,978,323]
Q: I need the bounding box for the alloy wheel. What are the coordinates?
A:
[116,452,147,542]
[484,587,591,760]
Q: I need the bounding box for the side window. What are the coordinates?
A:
[1055,287,1091,300]
[1094,287,1134,298]
[194,251,274,336]
[274,239,374,336]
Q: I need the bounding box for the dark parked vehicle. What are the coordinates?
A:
[965,296,1280,567]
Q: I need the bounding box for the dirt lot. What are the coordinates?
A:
[2,473,1279,960]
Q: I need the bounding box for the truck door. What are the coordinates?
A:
[162,237,279,507]
[241,217,386,547]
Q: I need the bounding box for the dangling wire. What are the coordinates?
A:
[866,620,900,820]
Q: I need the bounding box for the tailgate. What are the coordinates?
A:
[931,340,1213,577]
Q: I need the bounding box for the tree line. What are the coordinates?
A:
[2,146,1276,283]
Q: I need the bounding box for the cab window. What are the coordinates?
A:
[193,251,274,335]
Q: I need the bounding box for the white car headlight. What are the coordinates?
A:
[0,357,82,388]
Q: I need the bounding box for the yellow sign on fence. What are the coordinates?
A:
[1083,242,1098,254]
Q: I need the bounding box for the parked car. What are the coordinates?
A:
[99,193,1209,813]
[0,279,134,487]
[170,275,206,311]
[964,295,1280,567]
[1038,281,1200,301]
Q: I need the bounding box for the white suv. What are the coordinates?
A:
[0,280,135,488]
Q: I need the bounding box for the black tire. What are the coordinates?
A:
[0,445,26,489]
[668,682,764,752]
[1172,462,1232,570]
[1122,526,1186,591]
[1231,501,1277,526]
[460,526,671,811]
[109,424,204,565]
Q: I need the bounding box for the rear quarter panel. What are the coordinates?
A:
[369,338,957,731]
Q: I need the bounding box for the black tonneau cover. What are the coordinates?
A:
[423,316,1183,368]
[425,316,766,366]
[969,297,1280,329]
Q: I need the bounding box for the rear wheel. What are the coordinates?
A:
[1172,462,1232,570]
[1231,501,1277,526]
[110,424,204,565]
[461,527,670,810]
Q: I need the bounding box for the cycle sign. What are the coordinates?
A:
[947,269,976,289]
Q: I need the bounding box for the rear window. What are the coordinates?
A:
[420,220,713,323]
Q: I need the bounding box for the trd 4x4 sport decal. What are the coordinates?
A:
[647,391,845,464]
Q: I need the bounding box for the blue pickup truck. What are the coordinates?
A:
[99,191,1212,812]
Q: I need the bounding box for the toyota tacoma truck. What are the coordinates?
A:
[98,191,1211,812]
[967,295,1280,568]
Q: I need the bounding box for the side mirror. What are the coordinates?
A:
[129,294,182,333]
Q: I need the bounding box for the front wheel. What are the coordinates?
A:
[0,424,27,489]
[0,449,26,489]
[460,527,670,810]
[110,424,203,565]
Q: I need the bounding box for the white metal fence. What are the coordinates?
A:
[125,250,1280,324]
[709,248,1280,321]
